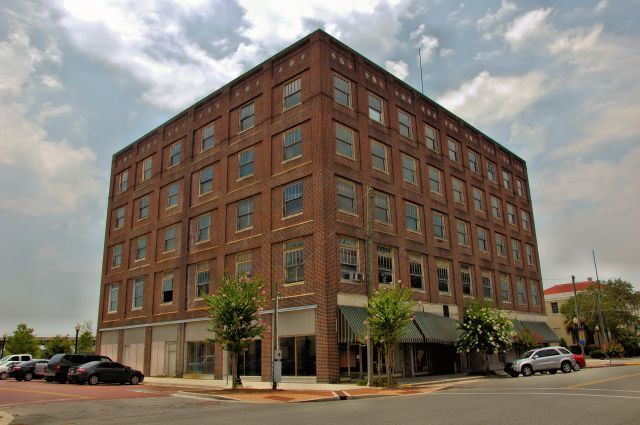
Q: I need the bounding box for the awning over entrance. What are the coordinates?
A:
[521,321,559,343]
[512,319,526,333]
[413,311,461,345]
[338,306,424,344]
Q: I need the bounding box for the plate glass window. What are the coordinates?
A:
[167,183,179,208]
[196,263,210,297]
[196,213,211,243]
[377,246,393,284]
[114,207,125,229]
[108,284,119,313]
[283,181,303,216]
[133,278,144,309]
[432,212,446,240]
[336,124,355,159]
[368,94,383,123]
[162,272,174,304]
[456,220,469,246]
[201,125,215,151]
[487,161,497,183]
[169,143,181,167]
[409,255,424,290]
[237,198,253,230]
[461,264,473,296]
[448,139,460,163]
[468,151,479,174]
[371,141,388,172]
[199,167,213,195]
[402,154,417,184]
[283,78,301,110]
[239,103,255,131]
[406,203,420,232]
[477,226,489,252]
[473,187,485,211]
[119,170,128,192]
[334,75,351,107]
[283,128,302,161]
[238,149,254,178]
[142,157,152,181]
[398,111,412,139]
[337,179,357,214]
[163,226,176,252]
[452,178,465,204]
[135,236,147,261]
[429,167,442,194]
[500,274,510,302]
[112,245,122,267]
[236,252,253,277]
[374,192,390,224]
[284,241,304,284]
[425,125,439,152]
[482,272,493,299]
[339,238,359,281]
[437,260,450,293]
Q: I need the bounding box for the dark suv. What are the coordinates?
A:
[45,354,112,383]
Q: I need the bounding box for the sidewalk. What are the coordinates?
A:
[585,357,640,368]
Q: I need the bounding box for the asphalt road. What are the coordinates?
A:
[2,366,639,425]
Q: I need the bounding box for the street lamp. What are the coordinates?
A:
[74,323,81,354]
[1,331,7,357]
[595,324,601,346]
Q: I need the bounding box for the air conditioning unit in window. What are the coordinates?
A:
[349,272,365,282]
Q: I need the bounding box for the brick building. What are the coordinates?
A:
[97,30,550,382]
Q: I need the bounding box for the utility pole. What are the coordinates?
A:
[592,250,608,343]
[272,286,281,390]
[571,275,585,356]
[365,186,375,387]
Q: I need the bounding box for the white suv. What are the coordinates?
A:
[505,347,575,377]
[0,354,33,380]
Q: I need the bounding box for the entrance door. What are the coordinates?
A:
[165,342,177,377]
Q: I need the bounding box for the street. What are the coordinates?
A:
[1,366,639,424]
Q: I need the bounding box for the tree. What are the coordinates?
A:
[203,273,267,390]
[5,324,39,356]
[456,301,513,373]
[77,321,95,353]
[365,284,415,388]
[513,328,543,354]
[601,340,624,363]
[43,335,73,358]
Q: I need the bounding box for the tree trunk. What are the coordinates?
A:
[485,352,491,373]
[230,352,238,390]
[377,345,382,382]
[385,343,394,388]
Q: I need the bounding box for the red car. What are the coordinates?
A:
[573,354,586,371]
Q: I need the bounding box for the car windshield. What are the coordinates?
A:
[523,349,537,358]
[50,354,65,362]
[0,356,13,363]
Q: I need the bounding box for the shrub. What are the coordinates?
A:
[589,349,606,359]
[601,341,625,359]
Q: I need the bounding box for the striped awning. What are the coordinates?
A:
[338,306,424,344]
[522,321,559,343]
[413,311,461,345]
[512,319,526,333]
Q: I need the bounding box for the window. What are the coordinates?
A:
[516,179,526,198]
[432,211,446,240]
[238,149,254,178]
[284,241,304,284]
[406,202,420,232]
[448,139,460,163]
[507,203,517,225]
[334,74,351,107]
[201,125,215,151]
[169,143,181,167]
[551,302,559,314]
[517,278,526,304]
[437,260,450,293]
[461,264,473,296]
[531,281,540,306]
[112,245,122,268]
[521,210,531,231]
[368,94,383,123]
[279,335,316,376]
[377,245,393,284]
[195,262,210,298]
[526,244,536,266]
[138,195,150,220]
[337,179,357,214]
[511,239,521,262]
[371,141,388,173]
[402,154,417,184]
[452,178,465,204]
[502,169,513,190]
[283,127,302,161]
[374,191,390,224]
[490,196,502,219]
[283,180,303,216]
[482,271,493,299]
[135,236,147,261]
[425,125,439,152]
[142,157,152,181]
[132,277,144,309]
[167,182,179,208]
[336,124,354,159]
[118,170,128,192]
[196,213,211,243]
[283,78,301,110]
[468,150,480,174]
[477,226,489,252]
[114,207,125,229]
[237,198,254,230]
[409,255,424,290]
[162,272,174,304]
[473,187,485,212]
[239,102,255,131]
[199,167,213,195]
[163,226,177,252]
[500,274,511,302]
[108,284,119,313]
[339,238,359,281]
[428,167,442,194]
[456,220,469,246]
[236,251,253,277]
[487,160,497,183]
[398,110,413,139]
[495,233,507,257]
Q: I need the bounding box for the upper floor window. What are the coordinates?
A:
[551,302,559,314]
[239,102,255,131]
[405,202,420,232]
[336,124,355,159]
[456,220,469,246]
[507,203,517,226]
[169,143,181,167]
[195,262,210,298]
[283,127,302,161]
[196,213,211,243]
[425,125,439,152]
[135,236,147,261]
[142,157,152,181]
[201,125,215,151]
[516,179,527,198]
[114,207,125,229]
[487,160,497,183]
[452,178,465,205]
[138,195,150,220]
[409,254,424,290]
[334,75,352,107]
[502,169,513,190]
[163,225,177,252]
[236,251,253,277]
[132,277,144,309]
[526,244,536,266]
[468,150,480,174]
[237,198,254,230]
[521,210,531,231]
[167,182,179,208]
[374,191,390,224]
[283,78,301,110]
[162,272,174,304]
[500,274,511,302]
[339,238,360,281]
[482,271,493,299]
[402,154,417,184]
[448,139,460,163]
[495,233,507,257]
[337,179,357,214]
[199,167,213,195]
[238,149,254,178]
[377,245,393,285]
[398,110,413,139]
[477,226,489,252]
[283,180,303,217]
[368,94,384,123]
[118,170,128,192]
[490,196,502,219]
[531,282,540,306]
[371,141,388,173]
[111,244,122,268]
[473,187,485,212]
[517,279,527,304]
[432,211,447,240]
[511,239,522,262]
[284,240,304,284]
[437,259,450,293]
[428,167,442,194]
[108,284,119,313]
[461,264,473,296]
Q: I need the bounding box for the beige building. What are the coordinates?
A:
[544,280,595,343]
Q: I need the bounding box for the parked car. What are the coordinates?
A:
[45,354,111,383]
[0,354,33,380]
[505,346,576,377]
[573,353,586,371]
[9,360,49,381]
[67,360,144,385]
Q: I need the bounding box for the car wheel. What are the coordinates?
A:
[77,381,85,386]
[509,372,519,378]
[130,375,140,385]
[0,372,7,380]
[16,377,23,381]
[24,372,33,381]
[573,363,581,372]
[521,365,533,377]
[45,377,53,382]
[561,361,572,373]
[88,375,100,385]
[549,369,557,375]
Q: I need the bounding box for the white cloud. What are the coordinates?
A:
[410,24,440,62]
[440,48,453,58]
[504,7,553,49]
[476,0,517,40]
[36,102,72,123]
[593,0,608,14]
[39,74,63,90]
[439,70,546,125]
[385,60,409,80]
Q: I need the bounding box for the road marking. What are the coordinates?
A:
[0,398,76,408]
[450,387,640,393]
[435,391,640,400]
[0,410,14,425]
[564,372,640,389]
[0,387,94,399]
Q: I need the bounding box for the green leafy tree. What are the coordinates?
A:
[5,324,39,356]
[365,284,415,388]
[77,321,95,353]
[456,301,513,373]
[601,340,625,363]
[203,273,267,390]
[513,329,543,354]
[43,335,73,358]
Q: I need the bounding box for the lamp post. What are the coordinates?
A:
[571,276,585,356]
[1,331,7,357]
[594,324,601,347]
[74,323,81,354]
[364,186,375,387]
[592,250,608,343]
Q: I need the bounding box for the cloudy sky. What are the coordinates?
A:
[1,0,638,336]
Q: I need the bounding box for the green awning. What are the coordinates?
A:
[338,306,424,344]
[522,321,559,343]
[413,311,461,345]
[512,319,526,333]
[401,319,424,344]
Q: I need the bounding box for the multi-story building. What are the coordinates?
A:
[545,279,596,344]
[97,30,549,382]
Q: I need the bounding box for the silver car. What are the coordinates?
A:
[506,346,576,377]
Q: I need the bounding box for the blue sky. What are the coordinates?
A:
[1,0,638,335]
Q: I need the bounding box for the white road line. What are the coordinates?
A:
[450,387,640,393]
[0,411,13,425]
[171,393,241,402]
[435,392,640,400]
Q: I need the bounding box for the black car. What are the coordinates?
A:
[45,354,112,383]
[67,360,144,385]
[9,360,49,381]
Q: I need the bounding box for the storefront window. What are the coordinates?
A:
[237,340,261,376]
[279,336,316,376]
[185,342,215,374]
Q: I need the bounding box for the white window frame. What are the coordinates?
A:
[482,271,493,299]
[114,207,125,229]
[283,240,304,284]
[235,251,253,277]
[336,124,355,159]
[162,272,174,304]
[461,264,473,297]
[333,74,352,107]
[468,150,480,174]
[239,102,255,132]
[374,191,391,224]
[132,277,144,310]
[238,148,254,179]
[163,226,177,252]
[377,245,394,285]
[398,110,413,139]
[135,236,147,261]
[473,187,485,212]
[195,262,210,298]
[437,260,450,294]
[487,160,497,183]
[452,177,465,204]
[477,226,489,252]
[337,178,357,215]
[456,220,469,246]
[368,93,384,124]
[108,284,119,313]
[339,237,360,282]
[432,211,447,241]
[169,143,181,167]
[201,125,215,151]
[402,154,417,184]
[448,139,460,163]
[112,244,122,268]
[199,166,213,195]
[409,254,424,291]
[425,124,439,152]
[237,198,254,231]
[196,213,211,243]
[283,180,303,217]
[119,170,128,192]
[167,182,179,208]
[283,127,302,161]
[406,202,420,232]
[142,157,153,181]
[429,167,442,194]
[283,78,302,110]
[371,140,389,173]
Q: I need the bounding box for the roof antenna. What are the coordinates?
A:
[418,48,424,94]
